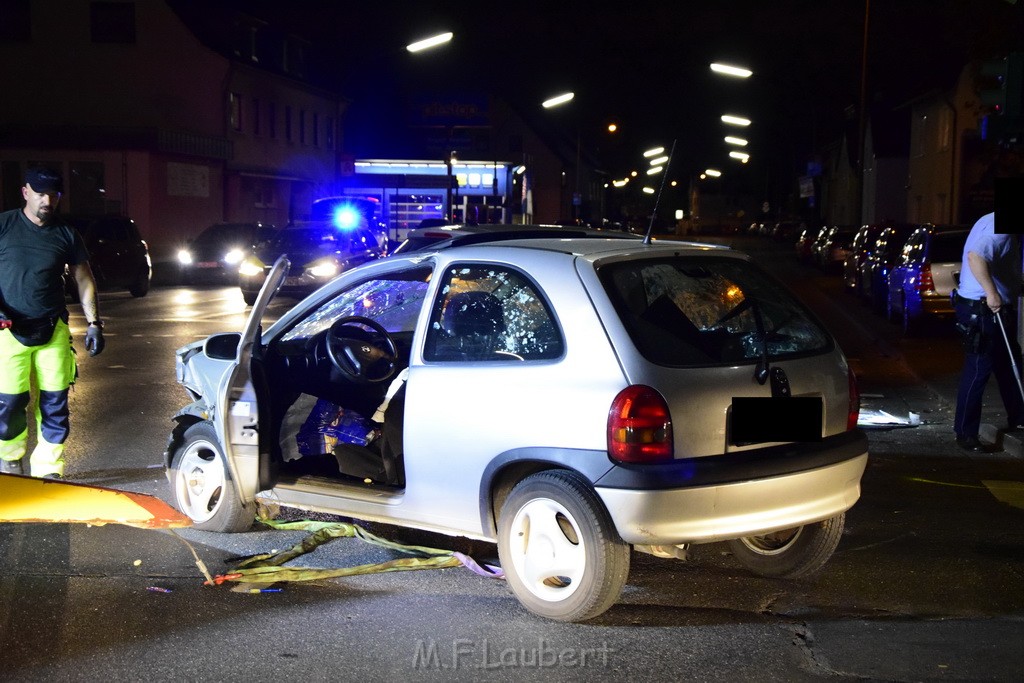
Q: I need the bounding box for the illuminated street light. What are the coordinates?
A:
[648,155,669,166]
[607,123,618,133]
[542,92,575,108]
[643,147,665,157]
[729,151,750,162]
[642,187,656,194]
[724,136,748,146]
[721,114,751,127]
[647,166,663,175]
[710,62,753,78]
[704,168,722,177]
[406,32,453,53]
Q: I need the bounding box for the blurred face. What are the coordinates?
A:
[22,184,61,225]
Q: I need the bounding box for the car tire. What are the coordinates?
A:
[169,421,255,532]
[241,289,258,306]
[726,512,844,579]
[497,470,629,622]
[129,269,150,298]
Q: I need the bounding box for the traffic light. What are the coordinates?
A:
[979,53,1023,117]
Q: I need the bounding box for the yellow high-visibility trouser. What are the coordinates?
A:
[0,319,77,477]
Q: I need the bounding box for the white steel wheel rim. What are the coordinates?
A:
[507,497,587,602]
[739,526,803,556]
[174,438,228,524]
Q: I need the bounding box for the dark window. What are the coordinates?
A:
[313,112,319,146]
[0,0,31,41]
[252,97,260,136]
[229,93,242,132]
[285,106,292,142]
[325,116,334,149]
[299,110,306,144]
[268,102,277,139]
[90,2,136,44]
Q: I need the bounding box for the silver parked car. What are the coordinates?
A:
[166,232,868,621]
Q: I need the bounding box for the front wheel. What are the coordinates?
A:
[241,289,258,306]
[497,470,629,622]
[726,512,845,579]
[169,421,255,532]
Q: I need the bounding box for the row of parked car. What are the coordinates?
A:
[790,220,968,334]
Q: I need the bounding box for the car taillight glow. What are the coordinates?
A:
[918,263,934,293]
[607,385,673,463]
[847,368,860,431]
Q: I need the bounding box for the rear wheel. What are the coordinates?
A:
[241,289,259,306]
[497,470,629,622]
[129,267,150,297]
[726,512,845,579]
[169,421,255,532]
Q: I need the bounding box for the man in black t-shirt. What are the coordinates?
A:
[0,166,105,478]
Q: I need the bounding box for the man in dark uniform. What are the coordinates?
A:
[953,211,1023,452]
[0,166,105,478]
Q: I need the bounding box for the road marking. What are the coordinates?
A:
[982,480,1024,510]
[906,476,984,489]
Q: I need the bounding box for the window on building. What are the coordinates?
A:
[90,2,136,44]
[285,106,293,142]
[252,98,261,136]
[937,107,952,152]
[268,102,277,139]
[313,112,320,146]
[325,116,334,149]
[299,110,306,145]
[0,0,31,41]
[229,93,242,132]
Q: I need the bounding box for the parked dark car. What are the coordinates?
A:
[814,225,858,272]
[842,224,884,294]
[238,222,384,305]
[795,224,827,264]
[886,225,968,333]
[858,222,918,311]
[66,214,152,298]
[771,220,804,242]
[176,222,277,284]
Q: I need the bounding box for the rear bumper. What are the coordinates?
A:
[595,430,868,545]
[921,291,954,316]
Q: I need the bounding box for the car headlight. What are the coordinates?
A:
[177,249,193,265]
[307,259,340,279]
[238,258,265,277]
[224,248,244,265]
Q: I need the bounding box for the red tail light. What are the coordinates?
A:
[607,385,673,463]
[918,263,934,294]
[847,368,860,431]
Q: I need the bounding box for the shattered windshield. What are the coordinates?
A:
[279,266,433,342]
[599,256,832,367]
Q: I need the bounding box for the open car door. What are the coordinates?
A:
[216,256,289,503]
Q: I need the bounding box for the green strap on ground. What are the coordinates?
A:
[212,519,466,584]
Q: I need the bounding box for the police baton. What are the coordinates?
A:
[994,308,1024,405]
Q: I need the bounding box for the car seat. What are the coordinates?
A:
[437,291,506,361]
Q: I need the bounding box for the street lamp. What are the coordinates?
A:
[710,62,753,78]
[406,32,453,53]
[721,114,752,127]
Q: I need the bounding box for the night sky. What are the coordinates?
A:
[177,1,1022,189]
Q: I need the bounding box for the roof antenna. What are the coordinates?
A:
[643,139,676,245]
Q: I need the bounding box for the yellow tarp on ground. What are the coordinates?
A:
[0,473,191,528]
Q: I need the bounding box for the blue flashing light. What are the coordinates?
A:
[332,205,361,231]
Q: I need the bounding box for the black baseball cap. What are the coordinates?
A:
[25,166,63,194]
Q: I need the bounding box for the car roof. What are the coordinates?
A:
[398,223,655,252]
[414,234,734,261]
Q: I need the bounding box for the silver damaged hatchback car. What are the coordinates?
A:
[166,232,868,622]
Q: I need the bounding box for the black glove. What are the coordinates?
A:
[85,324,105,356]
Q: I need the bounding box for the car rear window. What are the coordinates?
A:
[930,232,968,263]
[600,256,832,367]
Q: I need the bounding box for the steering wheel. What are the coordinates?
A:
[324,316,399,384]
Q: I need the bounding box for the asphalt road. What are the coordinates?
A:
[1,236,1023,682]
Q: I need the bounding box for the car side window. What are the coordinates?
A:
[423,264,564,362]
